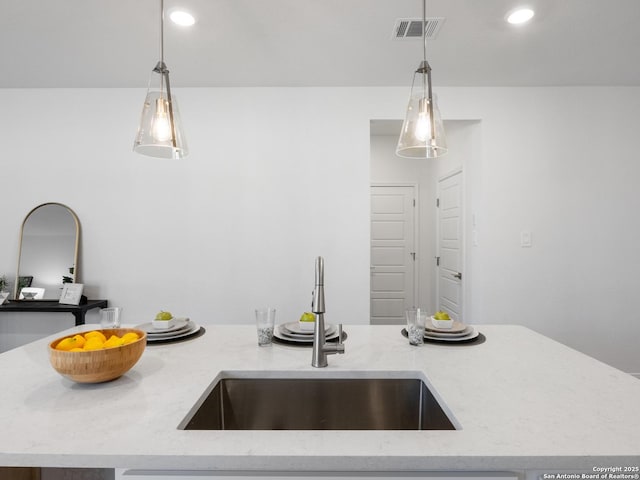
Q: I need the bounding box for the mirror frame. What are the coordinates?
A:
[14,202,80,300]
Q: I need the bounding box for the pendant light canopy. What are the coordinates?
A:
[133,0,188,159]
[396,0,447,159]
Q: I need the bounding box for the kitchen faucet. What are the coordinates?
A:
[311,256,344,367]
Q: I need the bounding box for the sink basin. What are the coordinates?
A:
[179,373,457,430]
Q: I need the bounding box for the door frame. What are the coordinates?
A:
[370,182,420,315]
[435,168,465,319]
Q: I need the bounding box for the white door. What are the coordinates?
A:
[370,185,416,325]
[437,171,463,321]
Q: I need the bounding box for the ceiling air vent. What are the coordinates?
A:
[393,17,445,40]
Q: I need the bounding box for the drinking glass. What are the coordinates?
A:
[406,308,427,346]
[100,307,122,328]
[255,308,276,346]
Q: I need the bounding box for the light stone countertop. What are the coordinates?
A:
[0,324,639,473]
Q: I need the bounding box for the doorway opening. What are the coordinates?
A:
[369,119,478,324]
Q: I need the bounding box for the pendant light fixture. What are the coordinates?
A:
[133,0,188,159]
[396,0,447,159]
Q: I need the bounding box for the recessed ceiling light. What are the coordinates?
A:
[506,8,535,25]
[169,10,196,27]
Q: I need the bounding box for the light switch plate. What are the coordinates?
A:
[520,231,532,247]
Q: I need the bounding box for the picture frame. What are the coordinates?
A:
[19,287,45,300]
[59,283,84,305]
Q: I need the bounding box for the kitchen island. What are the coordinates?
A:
[0,324,638,478]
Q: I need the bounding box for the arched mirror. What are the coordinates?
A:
[14,203,80,300]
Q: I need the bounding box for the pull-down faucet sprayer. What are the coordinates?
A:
[311,256,344,367]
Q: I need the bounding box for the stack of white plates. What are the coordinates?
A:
[273,322,341,345]
[423,320,479,343]
[136,318,202,344]
[402,320,479,343]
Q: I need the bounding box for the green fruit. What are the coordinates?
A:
[434,311,450,320]
[299,312,315,322]
[155,310,173,321]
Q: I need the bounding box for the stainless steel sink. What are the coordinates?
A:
[179,375,456,430]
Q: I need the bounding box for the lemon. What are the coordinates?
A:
[104,335,125,349]
[434,311,451,320]
[55,337,77,351]
[121,332,139,344]
[71,334,86,348]
[84,330,107,343]
[83,337,104,351]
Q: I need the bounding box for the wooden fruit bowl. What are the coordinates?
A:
[48,328,147,383]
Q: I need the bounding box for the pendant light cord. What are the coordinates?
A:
[160,0,165,63]
[421,0,427,102]
[158,0,165,95]
[422,0,436,145]
[159,0,178,149]
[422,0,427,65]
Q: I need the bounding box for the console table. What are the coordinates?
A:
[0,300,108,326]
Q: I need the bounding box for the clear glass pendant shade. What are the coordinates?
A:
[133,63,188,159]
[396,69,447,159]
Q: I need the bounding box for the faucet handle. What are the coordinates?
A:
[337,323,343,345]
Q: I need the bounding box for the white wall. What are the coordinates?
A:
[0,86,639,375]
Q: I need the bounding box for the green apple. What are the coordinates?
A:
[155,310,173,321]
[299,312,315,322]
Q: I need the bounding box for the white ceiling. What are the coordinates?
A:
[2,0,640,89]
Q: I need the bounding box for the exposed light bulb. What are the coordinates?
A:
[414,98,431,142]
[151,97,172,142]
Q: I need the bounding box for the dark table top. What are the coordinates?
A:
[0,299,108,313]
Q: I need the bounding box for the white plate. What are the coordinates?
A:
[274,328,340,344]
[425,320,467,334]
[424,326,479,342]
[423,326,473,339]
[137,318,190,334]
[280,322,334,336]
[146,322,200,342]
[146,323,195,339]
[277,324,336,340]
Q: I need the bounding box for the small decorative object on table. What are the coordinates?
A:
[152,310,176,329]
[431,310,454,329]
[59,283,84,305]
[0,275,9,305]
[19,287,45,300]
